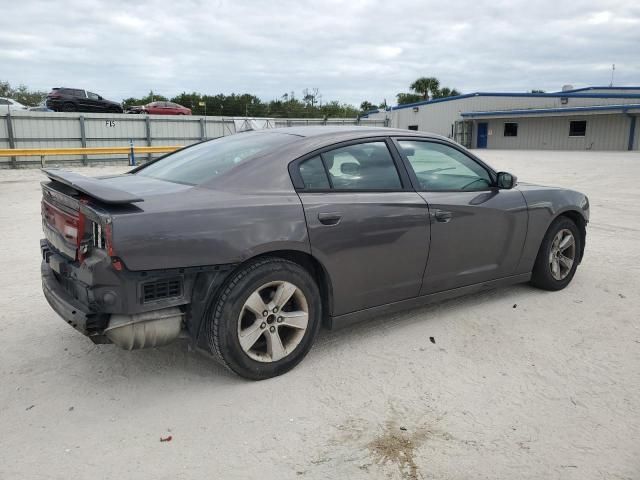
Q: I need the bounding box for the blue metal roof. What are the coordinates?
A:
[552,86,640,93]
[460,103,640,118]
[390,89,640,111]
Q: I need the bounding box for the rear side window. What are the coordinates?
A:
[320,142,401,190]
[299,156,330,189]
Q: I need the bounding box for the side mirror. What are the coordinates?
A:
[341,162,359,176]
[497,171,517,189]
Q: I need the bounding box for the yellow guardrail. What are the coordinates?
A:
[0,146,182,157]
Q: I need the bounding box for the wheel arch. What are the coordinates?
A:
[552,209,587,263]
[245,250,334,329]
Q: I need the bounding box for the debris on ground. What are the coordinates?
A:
[160,435,172,442]
[429,337,436,344]
[513,304,517,308]
[25,405,34,411]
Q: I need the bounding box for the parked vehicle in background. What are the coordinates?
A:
[39,127,589,380]
[125,105,145,114]
[29,100,54,112]
[144,101,191,115]
[46,88,123,113]
[0,97,28,111]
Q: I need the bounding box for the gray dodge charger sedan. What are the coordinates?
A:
[40,127,589,379]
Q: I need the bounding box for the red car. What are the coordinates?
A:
[144,101,192,115]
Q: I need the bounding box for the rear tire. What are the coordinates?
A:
[62,103,75,112]
[205,257,322,380]
[530,216,581,291]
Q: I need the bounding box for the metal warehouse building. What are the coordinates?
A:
[366,86,640,151]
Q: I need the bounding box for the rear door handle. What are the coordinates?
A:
[318,212,342,226]
[434,209,452,223]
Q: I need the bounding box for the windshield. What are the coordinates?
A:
[136,132,298,185]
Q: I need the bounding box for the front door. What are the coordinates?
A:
[294,139,430,316]
[477,122,488,148]
[393,138,528,294]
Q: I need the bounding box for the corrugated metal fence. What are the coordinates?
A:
[0,111,386,168]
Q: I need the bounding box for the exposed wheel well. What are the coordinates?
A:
[556,210,587,262]
[243,250,333,328]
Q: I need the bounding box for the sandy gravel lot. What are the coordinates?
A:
[1,150,639,480]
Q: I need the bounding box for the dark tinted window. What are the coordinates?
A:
[136,132,298,185]
[398,140,492,191]
[321,142,401,190]
[299,156,330,189]
[569,121,586,137]
[504,123,518,136]
[87,92,100,100]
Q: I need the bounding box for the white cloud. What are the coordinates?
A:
[0,0,638,106]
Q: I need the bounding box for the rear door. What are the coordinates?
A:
[392,138,527,294]
[291,138,430,316]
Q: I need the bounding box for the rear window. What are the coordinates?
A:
[136,132,298,185]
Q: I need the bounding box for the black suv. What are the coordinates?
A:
[46,88,123,113]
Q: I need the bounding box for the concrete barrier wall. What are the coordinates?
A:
[0,112,386,168]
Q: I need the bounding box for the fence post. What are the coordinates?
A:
[145,115,152,162]
[79,115,88,165]
[6,113,16,168]
[200,117,206,140]
[129,139,136,166]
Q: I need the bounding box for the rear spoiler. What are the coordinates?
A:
[41,168,143,204]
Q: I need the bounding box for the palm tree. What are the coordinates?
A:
[434,87,461,99]
[410,77,440,100]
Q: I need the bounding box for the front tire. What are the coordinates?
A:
[206,257,322,380]
[530,216,581,291]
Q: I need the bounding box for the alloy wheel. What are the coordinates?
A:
[549,228,576,280]
[237,281,309,362]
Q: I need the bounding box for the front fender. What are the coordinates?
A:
[516,185,589,273]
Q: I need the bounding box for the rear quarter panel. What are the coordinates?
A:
[111,188,310,271]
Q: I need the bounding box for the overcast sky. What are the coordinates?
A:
[1,0,638,106]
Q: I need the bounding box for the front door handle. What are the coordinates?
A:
[318,212,342,226]
[434,209,452,223]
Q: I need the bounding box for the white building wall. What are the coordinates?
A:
[390,94,640,139]
[479,114,632,150]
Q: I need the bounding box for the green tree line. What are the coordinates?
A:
[122,90,361,118]
[1,76,463,115]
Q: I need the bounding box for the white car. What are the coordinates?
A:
[0,97,28,111]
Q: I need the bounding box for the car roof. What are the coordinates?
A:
[264,125,446,140]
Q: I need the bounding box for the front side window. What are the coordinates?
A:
[87,92,100,100]
[569,121,586,137]
[320,142,401,190]
[504,122,518,137]
[136,132,298,185]
[397,140,492,191]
